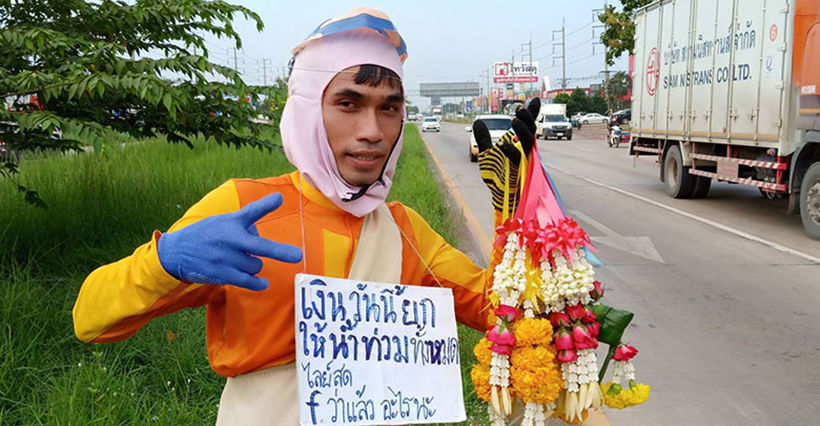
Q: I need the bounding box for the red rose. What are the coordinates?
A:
[490,343,513,356]
[612,344,638,361]
[487,325,516,346]
[494,305,522,322]
[586,321,600,338]
[548,311,571,328]
[582,307,597,324]
[566,304,585,321]
[557,349,578,363]
[572,324,598,350]
[553,328,575,350]
[590,280,604,301]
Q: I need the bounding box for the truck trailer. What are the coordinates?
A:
[630,0,820,239]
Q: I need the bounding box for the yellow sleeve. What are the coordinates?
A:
[403,206,491,332]
[72,180,241,343]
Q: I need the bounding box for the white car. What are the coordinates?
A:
[421,117,440,132]
[579,113,609,124]
[466,115,512,162]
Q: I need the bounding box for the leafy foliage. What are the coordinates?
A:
[598,0,653,66]
[605,71,631,111]
[553,88,608,118]
[0,0,282,204]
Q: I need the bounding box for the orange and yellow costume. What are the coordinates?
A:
[73,172,490,377]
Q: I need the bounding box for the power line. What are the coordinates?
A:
[566,20,595,37]
[568,53,597,66]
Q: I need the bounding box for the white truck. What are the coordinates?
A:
[630,0,820,239]
[536,103,573,140]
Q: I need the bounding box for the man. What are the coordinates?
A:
[73,8,498,424]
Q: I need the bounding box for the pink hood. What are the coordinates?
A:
[280,30,405,217]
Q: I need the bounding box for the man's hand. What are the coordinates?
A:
[474,98,541,214]
[157,193,303,291]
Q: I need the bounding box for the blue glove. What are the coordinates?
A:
[157,192,303,291]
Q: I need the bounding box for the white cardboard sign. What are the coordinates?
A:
[294,273,466,425]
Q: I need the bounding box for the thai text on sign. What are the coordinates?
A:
[295,273,466,425]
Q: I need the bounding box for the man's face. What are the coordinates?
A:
[322,66,404,187]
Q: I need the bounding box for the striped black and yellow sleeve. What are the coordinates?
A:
[478,129,522,215]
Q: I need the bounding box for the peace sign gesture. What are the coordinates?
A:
[157,193,303,290]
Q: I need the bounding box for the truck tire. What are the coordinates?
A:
[663,144,697,198]
[799,162,820,240]
[691,176,711,199]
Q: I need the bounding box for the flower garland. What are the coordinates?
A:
[601,344,651,409]
[472,136,649,424]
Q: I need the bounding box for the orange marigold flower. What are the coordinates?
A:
[511,317,553,347]
[470,363,492,403]
[509,346,563,404]
[473,337,493,365]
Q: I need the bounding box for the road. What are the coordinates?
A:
[419,121,820,425]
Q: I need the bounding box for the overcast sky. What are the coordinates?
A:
[204,1,630,109]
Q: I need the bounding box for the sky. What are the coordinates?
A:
[202,1,630,110]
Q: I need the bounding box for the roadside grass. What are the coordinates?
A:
[0,124,485,424]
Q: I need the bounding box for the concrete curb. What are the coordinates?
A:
[417,130,493,263]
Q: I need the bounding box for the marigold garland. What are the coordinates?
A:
[600,382,651,409]
[473,337,493,365]
[472,136,649,424]
[509,346,563,404]
[471,363,492,403]
[511,317,553,347]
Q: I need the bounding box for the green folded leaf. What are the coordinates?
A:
[591,303,634,346]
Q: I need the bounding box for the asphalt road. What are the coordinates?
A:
[419,121,820,425]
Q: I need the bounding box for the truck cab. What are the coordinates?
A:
[536,104,572,140]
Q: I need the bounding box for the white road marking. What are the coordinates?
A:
[548,163,820,265]
[569,209,666,264]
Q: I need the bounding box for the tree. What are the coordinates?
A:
[598,0,653,66]
[553,88,609,117]
[588,93,608,115]
[553,89,590,118]
[0,0,278,205]
[605,71,631,111]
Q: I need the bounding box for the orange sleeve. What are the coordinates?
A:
[72,180,241,343]
[402,206,491,332]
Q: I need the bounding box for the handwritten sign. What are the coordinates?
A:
[295,273,466,425]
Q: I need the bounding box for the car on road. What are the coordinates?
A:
[421,116,440,132]
[466,114,512,162]
[579,113,609,124]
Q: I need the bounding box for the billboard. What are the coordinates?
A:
[493,62,540,83]
[419,82,480,97]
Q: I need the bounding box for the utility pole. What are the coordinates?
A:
[552,21,567,92]
[562,21,566,92]
[529,34,533,97]
[511,50,516,102]
[262,59,268,86]
[480,68,491,113]
[520,38,533,98]
[593,6,612,113]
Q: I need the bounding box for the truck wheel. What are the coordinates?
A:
[691,176,711,198]
[567,134,572,141]
[799,162,820,240]
[663,144,697,198]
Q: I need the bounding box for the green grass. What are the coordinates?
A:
[0,124,485,424]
